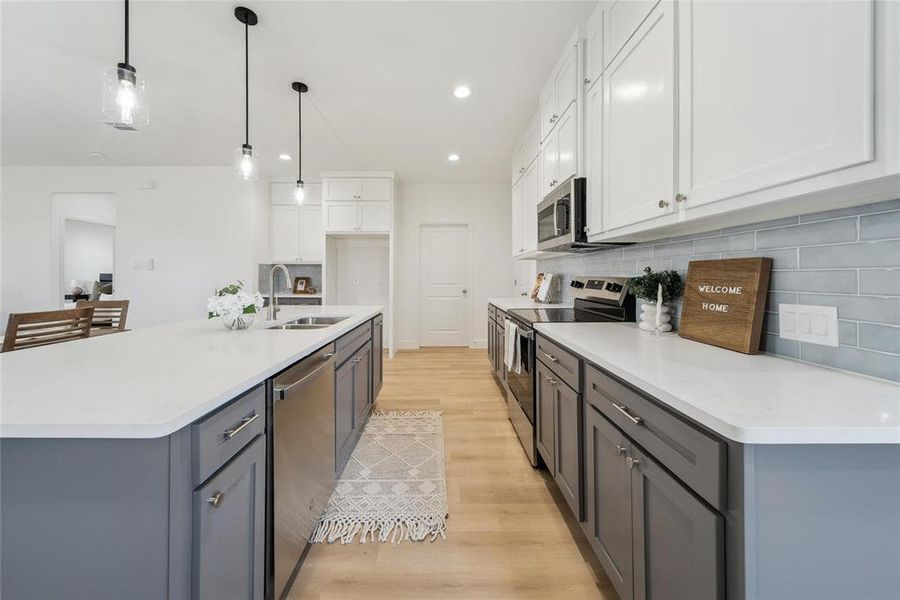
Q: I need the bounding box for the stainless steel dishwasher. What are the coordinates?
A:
[272,344,335,600]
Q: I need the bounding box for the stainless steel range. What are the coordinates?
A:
[503,276,635,466]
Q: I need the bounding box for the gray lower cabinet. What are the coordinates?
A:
[193,435,266,600]
[373,315,384,398]
[535,361,556,470]
[355,341,372,425]
[536,360,581,520]
[335,337,373,474]
[584,404,723,600]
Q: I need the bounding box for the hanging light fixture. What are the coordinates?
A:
[102,0,149,130]
[234,6,259,181]
[291,82,308,204]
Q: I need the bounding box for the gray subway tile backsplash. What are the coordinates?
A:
[536,200,900,382]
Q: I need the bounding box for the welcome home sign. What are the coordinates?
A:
[679,258,773,354]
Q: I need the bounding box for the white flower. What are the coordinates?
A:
[207,285,264,321]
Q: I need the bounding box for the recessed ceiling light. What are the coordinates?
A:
[453,85,471,99]
[278,153,292,161]
[448,153,460,162]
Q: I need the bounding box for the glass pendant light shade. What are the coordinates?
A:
[102,64,148,130]
[235,144,259,181]
[294,180,305,204]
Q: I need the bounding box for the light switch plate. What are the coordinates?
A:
[778,303,839,347]
[132,258,155,271]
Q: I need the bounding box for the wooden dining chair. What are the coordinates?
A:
[75,300,130,335]
[1,307,95,353]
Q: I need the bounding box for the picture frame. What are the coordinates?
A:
[292,276,312,295]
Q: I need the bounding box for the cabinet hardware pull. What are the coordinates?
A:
[658,199,669,209]
[584,78,591,85]
[207,491,224,508]
[223,413,259,440]
[675,193,687,203]
[626,456,641,470]
[543,352,559,363]
[610,402,644,426]
[615,444,627,455]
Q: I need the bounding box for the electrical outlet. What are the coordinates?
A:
[778,303,839,347]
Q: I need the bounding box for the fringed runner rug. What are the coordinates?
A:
[311,410,448,544]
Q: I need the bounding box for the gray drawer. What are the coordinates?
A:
[536,335,581,393]
[336,322,372,367]
[192,383,265,486]
[585,364,725,510]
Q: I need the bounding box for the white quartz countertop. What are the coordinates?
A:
[0,305,382,439]
[487,297,573,311]
[534,323,900,444]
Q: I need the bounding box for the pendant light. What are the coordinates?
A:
[102,0,148,130]
[234,6,259,181]
[292,82,308,204]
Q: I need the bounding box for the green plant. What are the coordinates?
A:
[627,267,683,303]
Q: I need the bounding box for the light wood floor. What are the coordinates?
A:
[289,347,618,600]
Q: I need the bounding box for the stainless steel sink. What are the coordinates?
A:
[268,316,349,330]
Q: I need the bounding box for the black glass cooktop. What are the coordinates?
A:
[507,297,635,326]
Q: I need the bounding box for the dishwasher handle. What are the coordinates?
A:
[274,353,334,400]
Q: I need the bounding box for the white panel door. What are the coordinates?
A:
[271,205,300,261]
[299,206,323,262]
[522,159,540,252]
[511,179,525,256]
[604,0,676,230]
[359,178,392,201]
[419,225,470,347]
[324,179,360,201]
[586,80,604,236]
[678,0,874,209]
[556,106,577,185]
[324,202,358,232]
[358,202,391,232]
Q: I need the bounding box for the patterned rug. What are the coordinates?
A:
[311,410,448,544]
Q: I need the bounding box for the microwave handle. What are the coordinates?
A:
[553,202,560,235]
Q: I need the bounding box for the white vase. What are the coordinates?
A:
[638,301,673,333]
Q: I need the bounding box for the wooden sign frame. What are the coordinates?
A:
[679,258,773,354]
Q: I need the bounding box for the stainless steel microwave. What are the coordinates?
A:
[537,177,629,253]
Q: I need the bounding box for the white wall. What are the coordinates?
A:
[394,182,513,348]
[64,219,115,288]
[1,166,269,328]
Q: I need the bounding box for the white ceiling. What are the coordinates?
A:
[1,1,594,183]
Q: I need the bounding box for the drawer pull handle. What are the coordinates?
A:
[207,491,224,508]
[224,413,259,440]
[626,456,641,470]
[543,352,559,363]
[611,402,644,426]
[615,444,627,456]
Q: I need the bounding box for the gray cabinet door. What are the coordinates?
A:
[554,380,582,521]
[631,446,724,600]
[535,362,555,472]
[193,435,266,600]
[373,318,383,398]
[335,359,355,472]
[355,342,372,426]
[584,407,634,600]
[487,317,494,369]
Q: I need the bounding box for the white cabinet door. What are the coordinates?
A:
[542,133,559,195]
[324,202,358,232]
[678,0,874,209]
[539,83,556,142]
[301,182,322,206]
[585,6,604,90]
[522,159,540,252]
[556,106,577,185]
[555,46,578,117]
[605,0,661,68]
[585,80,604,236]
[299,206,324,261]
[359,178,392,201]
[604,0,676,230]
[324,179,360,201]
[521,113,540,168]
[271,205,300,261]
[358,202,391,232]
[270,182,296,206]
[511,179,525,256]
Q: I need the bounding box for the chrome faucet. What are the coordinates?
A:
[267,264,292,320]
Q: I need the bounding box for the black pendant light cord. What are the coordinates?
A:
[123,0,129,65]
[244,23,249,146]
[297,88,302,182]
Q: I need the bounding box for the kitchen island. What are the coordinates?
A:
[533,321,900,600]
[0,305,383,600]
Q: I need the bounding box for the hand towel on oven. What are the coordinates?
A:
[504,319,522,374]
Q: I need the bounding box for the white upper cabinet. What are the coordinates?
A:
[359,202,391,232]
[323,177,392,202]
[585,79,604,236]
[323,178,359,202]
[323,202,358,232]
[299,206,324,261]
[604,0,661,68]
[542,128,560,193]
[540,44,579,141]
[542,104,578,195]
[603,0,676,230]
[584,5,604,91]
[677,0,875,210]
[270,182,324,262]
[322,175,393,233]
[512,159,540,257]
[271,205,301,262]
[360,178,392,201]
[511,178,526,256]
[512,112,541,185]
[271,181,322,206]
